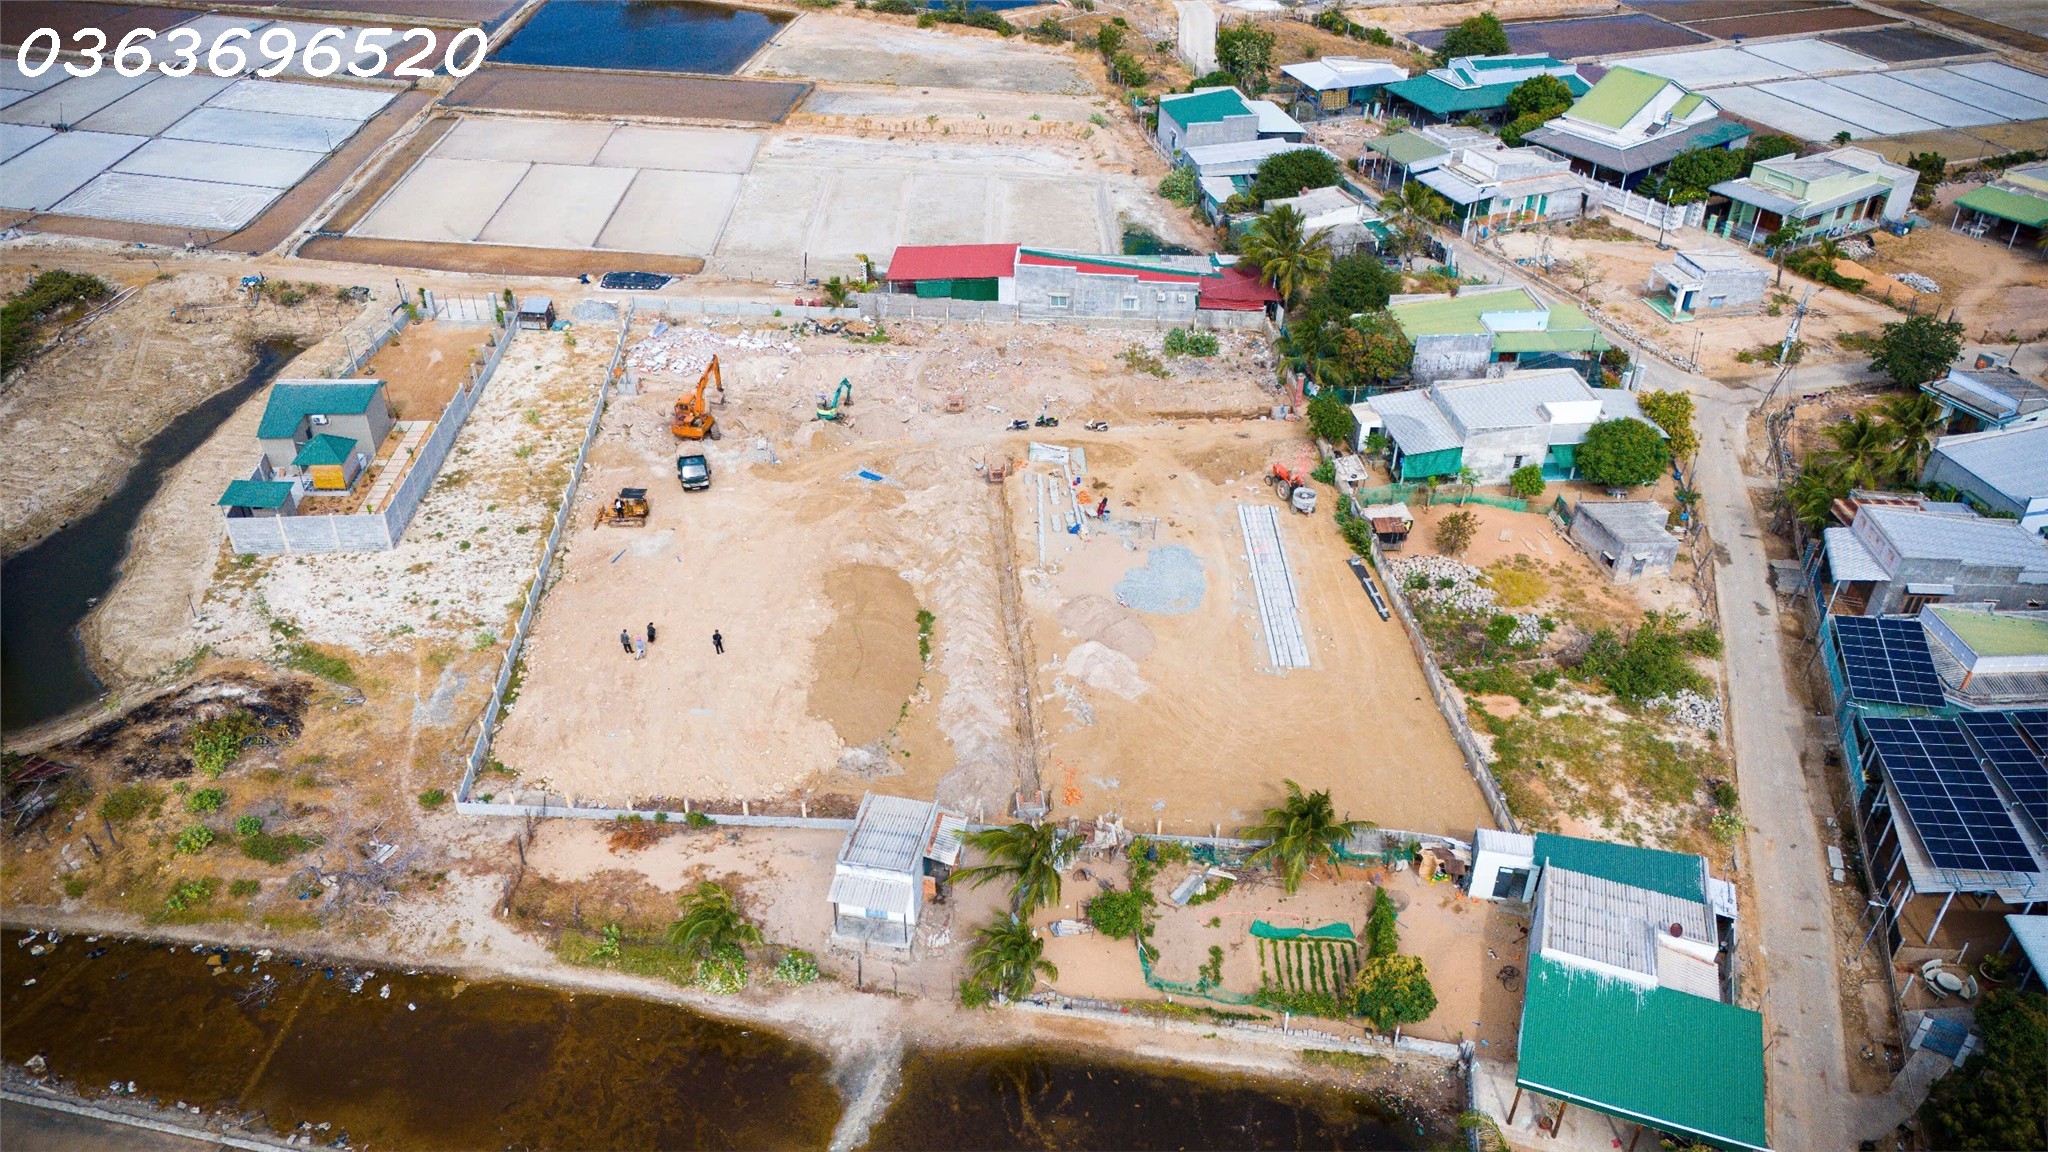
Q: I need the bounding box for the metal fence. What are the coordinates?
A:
[225,313,517,556]
[1364,536,1520,832]
[1350,483,1529,513]
[327,306,412,379]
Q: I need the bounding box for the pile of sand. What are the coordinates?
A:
[1056,594,1156,660]
[1063,641,1148,700]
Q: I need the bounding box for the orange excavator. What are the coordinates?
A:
[672,356,725,441]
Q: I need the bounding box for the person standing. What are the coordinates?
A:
[634,634,647,660]
[619,629,632,655]
[646,622,657,644]
[712,629,724,655]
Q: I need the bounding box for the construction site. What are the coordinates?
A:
[486,315,1487,835]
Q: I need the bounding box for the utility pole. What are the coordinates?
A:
[1777,287,1813,366]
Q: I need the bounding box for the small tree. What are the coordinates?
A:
[1109,52,1147,87]
[1576,418,1670,487]
[1509,464,1545,498]
[1635,390,1698,462]
[1216,20,1275,92]
[1354,954,1437,1032]
[1248,148,1342,204]
[1094,22,1124,58]
[1505,73,1573,120]
[1242,779,1370,894]
[1306,388,1357,445]
[1436,13,1508,63]
[1318,252,1402,314]
[821,276,852,307]
[1870,313,1966,389]
[1085,889,1149,939]
[1336,311,1412,384]
[1434,509,1478,556]
[1918,987,2048,1150]
[1766,223,1801,286]
[1832,130,1854,146]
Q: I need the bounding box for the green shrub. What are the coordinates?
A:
[1508,464,1545,499]
[1252,986,1348,1019]
[1158,166,1197,208]
[1162,327,1219,357]
[190,712,259,778]
[1306,388,1357,445]
[1186,876,1235,905]
[1578,620,1708,704]
[284,643,356,686]
[235,815,263,836]
[1367,888,1399,958]
[1354,954,1437,1031]
[175,825,215,855]
[1576,418,1670,488]
[2,270,114,375]
[240,831,320,865]
[163,878,216,913]
[1086,889,1151,939]
[1310,459,1335,486]
[685,811,715,829]
[229,879,261,898]
[772,950,822,986]
[100,784,164,825]
[417,788,448,810]
[186,788,227,815]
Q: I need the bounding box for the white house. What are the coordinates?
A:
[828,792,966,948]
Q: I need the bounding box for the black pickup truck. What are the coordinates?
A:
[676,453,711,491]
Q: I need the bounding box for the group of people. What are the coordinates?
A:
[620,625,724,659]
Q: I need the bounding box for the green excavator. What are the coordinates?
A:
[816,377,852,421]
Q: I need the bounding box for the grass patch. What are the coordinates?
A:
[1482,708,1717,829]
[100,784,164,825]
[284,643,356,686]
[418,788,448,810]
[1300,1049,1388,1074]
[1483,557,1549,608]
[556,928,700,988]
[190,712,259,778]
[916,609,935,664]
[240,831,321,865]
[229,879,261,898]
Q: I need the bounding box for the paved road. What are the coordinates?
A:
[1445,236,1875,1150]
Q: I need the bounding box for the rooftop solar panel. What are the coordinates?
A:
[2009,710,2048,753]
[1833,616,1948,708]
[1962,712,2048,833]
[1864,715,2037,875]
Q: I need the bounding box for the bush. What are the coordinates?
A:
[1433,510,1478,557]
[175,825,215,855]
[240,831,320,865]
[2,270,114,375]
[1366,888,1399,958]
[772,950,822,986]
[1249,148,1341,204]
[1187,875,1235,905]
[186,788,227,815]
[1306,388,1357,446]
[163,878,216,914]
[1508,464,1545,499]
[1354,954,1436,1031]
[1579,621,1708,704]
[1087,889,1151,939]
[229,879,261,898]
[1253,986,1349,1019]
[1920,988,2048,1149]
[417,788,448,810]
[1310,459,1335,486]
[235,814,263,836]
[101,784,163,825]
[1024,15,1068,43]
[871,0,917,10]
[695,951,749,994]
[1108,51,1147,87]
[684,810,715,829]
[1576,418,1670,488]
[1158,166,1196,208]
[1162,327,1218,357]
[1870,313,1967,389]
[190,712,259,778]
[1635,390,1698,463]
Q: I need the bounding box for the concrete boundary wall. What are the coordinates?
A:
[1366,536,1520,833]
[1592,181,1706,232]
[456,304,635,814]
[631,297,860,321]
[225,311,516,556]
[859,292,1271,331]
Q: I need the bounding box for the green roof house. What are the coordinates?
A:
[1157,88,1255,157]
[1385,285,1606,384]
[1524,66,1748,189]
[1953,160,2048,251]
[255,380,391,478]
[1464,828,1768,1150]
[1382,54,1588,125]
[217,478,297,518]
[1712,147,1918,245]
[1361,366,1649,483]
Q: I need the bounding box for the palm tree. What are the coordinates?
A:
[1278,313,1347,387]
[1243,779,1371,894]
[965,914,1057,1002]
[952,822,1069,915]
[821,275,852,308]
[1240,205,1333,307]
[1821,413,1894,490]
[1785,464,1847,532]
[1876,392,1946,481]
[666,881,763,961]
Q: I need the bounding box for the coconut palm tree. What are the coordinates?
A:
[1278,312,1348,387]
[666,881,763,962]
[965,914,1057,1002]
[952,822,1069,915]
[1785,464,1847,532]
[1381,182,1453,270]
[1876,392,1947,482]
[1243,779,1371,894]
[1821,413,1895,490]
[1240,205,1333,307]
[821,275,853,308]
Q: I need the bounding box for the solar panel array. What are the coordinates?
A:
[1961,711,2048,833]
[1863,716,2037,874]
[1834,616,1948,708]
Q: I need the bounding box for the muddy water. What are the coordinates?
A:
[0,932,841,1149]
[862,1046,1425,1150]
[1,340,302,733]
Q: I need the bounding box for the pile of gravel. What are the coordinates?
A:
[1389,555,1496,614]
[1114,546,1206,616]
[1646,689,1723,733]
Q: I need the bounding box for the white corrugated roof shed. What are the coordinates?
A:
[1931,423,2048,507]
[1825,525,1890,581]
[1247,99,1307,136]
[838,793,939,873]
[828,869,915,918]
[1539,866,1715,981]
[1281,57,1408,91]
[1860,504,2048,573]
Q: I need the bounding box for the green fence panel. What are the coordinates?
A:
[951,278,1000,302]
[1250,920,1356,942]
[914,279,952,299]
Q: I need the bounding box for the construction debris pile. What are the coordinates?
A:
[1389,556,1497,614]
[625,320,799,379]
[1646,689,1724,734]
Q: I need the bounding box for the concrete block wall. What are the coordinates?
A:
[1014,263,1202,322]
[1409,332,1493,384]
[1459,426,1555,484]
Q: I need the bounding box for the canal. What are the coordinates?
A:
[1,340,303,734]
[1,932,1435,1150]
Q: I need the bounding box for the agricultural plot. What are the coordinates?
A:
[1257,935,1361,999]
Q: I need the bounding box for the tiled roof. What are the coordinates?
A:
[884,244,1019,282]
[257,381,382,440]
[1929,423,2048,506]
[1196,263,1280,310]
[1019,249,1212,283]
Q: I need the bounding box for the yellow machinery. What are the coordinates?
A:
[672,357,724,441]
[816,377,852,421]
[596,487,649,527]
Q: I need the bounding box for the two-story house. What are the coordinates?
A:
[1154,87,1305,160]
[1712,146,1917,244]
[1524,66,1749,190]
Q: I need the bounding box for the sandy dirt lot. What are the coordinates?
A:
[491,315,1380,821]
[1020,423,1492,838]
[743,13,1090,94]
[0,267,371,557]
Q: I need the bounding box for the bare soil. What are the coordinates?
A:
[296,236,707,279]
[359,319,493,423]
[442,67,808,125]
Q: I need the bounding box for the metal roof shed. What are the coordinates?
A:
[829,792,961,947]
[1514,955,1770,1150]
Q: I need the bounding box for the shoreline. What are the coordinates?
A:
[1,908,1466,1147]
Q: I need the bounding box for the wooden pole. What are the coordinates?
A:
[1506,1085,1523,1124]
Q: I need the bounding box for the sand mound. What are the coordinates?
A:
[1064,641,1148,700]
[1056,594,1157,660]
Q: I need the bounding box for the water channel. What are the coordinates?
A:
[1,931,1432,1150]
[1,340,303,734]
